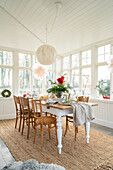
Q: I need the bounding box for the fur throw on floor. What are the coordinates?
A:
[2,159,65,170]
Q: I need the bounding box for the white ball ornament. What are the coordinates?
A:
[36,44,57,65]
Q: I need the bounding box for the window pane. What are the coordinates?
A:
[98,55,104,63]
[98,66,110,96]
[0,68,12,91]
[82,50,91,65]
[105,44,110,53]
[33,55,38,64]
[98,46,104,55]
[72,54,79,67]
[63,71,70,83]
[0,51,12,66]
[19,70,31,94]
[98,44,110,63]
[82,68,91,95]
[19,53,31,67]
[63,56,69,69]
[46,71,54,89]
[72,70,79,94]
[33,76,41,91]
[47,65,53,70]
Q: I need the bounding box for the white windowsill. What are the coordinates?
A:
[90,98,113,103]
[0,97,13,101]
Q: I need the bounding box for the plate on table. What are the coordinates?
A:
[60,100,75,106]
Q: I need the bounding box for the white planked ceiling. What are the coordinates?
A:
[0,0,113,55]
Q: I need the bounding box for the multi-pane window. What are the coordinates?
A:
[98,44,110,63]
[72,54,79,67]
[0,51,12,66]
[72,70,79,94]
[19,53,31,94]
[82,68,91,95]
[97,44,111,97]
[0,51,13,93]
[82,50,91,65]
[19,53,31,67]
[63,56,70,69]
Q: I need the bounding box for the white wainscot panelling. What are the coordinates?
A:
[0,97,16,120]
[90,98,113,129]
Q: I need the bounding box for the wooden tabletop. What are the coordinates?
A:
[42,101,98,110]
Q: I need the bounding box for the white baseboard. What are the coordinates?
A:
[0,114,16,120]
[92,118,113,129]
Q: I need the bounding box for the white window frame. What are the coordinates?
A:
[0,50,13,95]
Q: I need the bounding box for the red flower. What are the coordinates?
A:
[23,94,26,97]
[57,76,65,84]
[61,76,64,80]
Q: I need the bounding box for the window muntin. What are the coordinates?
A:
[72,69,79,94]
[82,50,91,65]
[63,56,69,69]
[0,51,12,66]
[0,68,12,92]
[98,44,110,63]
[19,53,31,67]
[72,54,79,67]
[81,68,91,95]
[19,70,31,94]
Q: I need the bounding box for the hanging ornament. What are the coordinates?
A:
[36,44,57,65]
[33,64,45,79]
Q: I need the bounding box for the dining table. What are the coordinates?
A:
[41,101,98,154]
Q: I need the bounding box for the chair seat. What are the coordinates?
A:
[36,116,56,125]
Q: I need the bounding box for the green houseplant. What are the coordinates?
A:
[47,76,72,98]
[96,79,110,98]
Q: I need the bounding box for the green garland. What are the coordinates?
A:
[1,89,11,97]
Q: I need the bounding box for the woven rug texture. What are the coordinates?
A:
[0,119,113,170]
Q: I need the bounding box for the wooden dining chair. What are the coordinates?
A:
[32,99,58,150]
[64,96,89,140]
[13,95,22,132]
[20,97,34,139]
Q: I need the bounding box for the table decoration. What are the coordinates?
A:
[47,75,72,99]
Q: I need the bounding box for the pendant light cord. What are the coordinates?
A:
[47,8,58,33]
[0,5,45,44]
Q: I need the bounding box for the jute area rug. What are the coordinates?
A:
[0,119,113,170]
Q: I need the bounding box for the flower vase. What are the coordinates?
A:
[55,92,62,103]
[56,92,62,98]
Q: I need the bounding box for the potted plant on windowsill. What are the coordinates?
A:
[96,80,110,99]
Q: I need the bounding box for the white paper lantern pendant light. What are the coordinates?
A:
[36,44,57,65]
[36,1,62,65]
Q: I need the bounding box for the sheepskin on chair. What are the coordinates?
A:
[2,159,65,170]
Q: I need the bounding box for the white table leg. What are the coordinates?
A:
[86,122,90,143]
[57,113,62,154]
